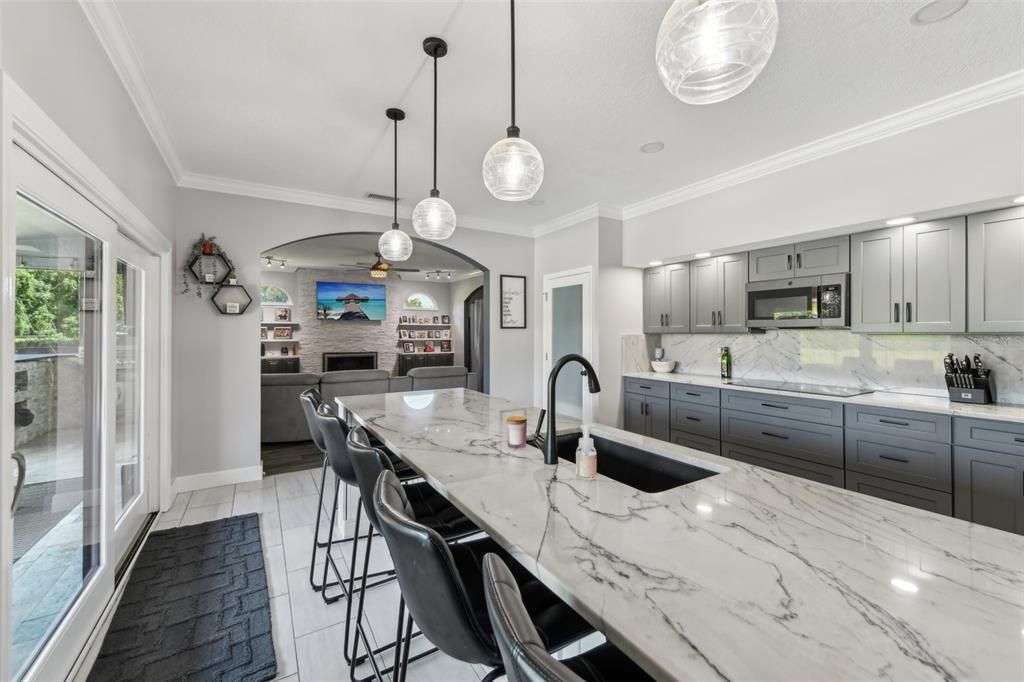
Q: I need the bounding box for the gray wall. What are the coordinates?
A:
[174,188,533,479]
[449,274,485,369]
[2,0,177,240]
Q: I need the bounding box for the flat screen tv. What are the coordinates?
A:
[316,281,387,321]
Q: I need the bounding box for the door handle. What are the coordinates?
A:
[894,303,900,324]
[879,454,910,464]
[760,402,790,410]
[685,416,701,422]
[11,451,26,513]
[760,431,789,440]
[878,418,910,426]
[787,254,792,270]
[905,302,912,323]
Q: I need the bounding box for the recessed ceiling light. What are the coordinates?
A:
[648,260,663,266]
[640,141,665,154]
[1013,195,1024,204]
[527,199,545,206]
[890,577,919,594]
[886,216,916,226]
[910,0,968,26]
[694,252,711,258]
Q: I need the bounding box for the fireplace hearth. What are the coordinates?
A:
[323,352,378,372]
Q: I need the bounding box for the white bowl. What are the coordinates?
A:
[651,360,676,373]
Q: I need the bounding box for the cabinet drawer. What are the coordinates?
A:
[670,383,720,407]
[721,390,844,426]
[671,430,720,456]
[954,417,1024,457]
[670,402,720,439]
[722,442,844,487]
[845,429,951,492]
[624,378,670,399]
[721,409,844,468]
[844,405,950,443]
[845,472,952,516]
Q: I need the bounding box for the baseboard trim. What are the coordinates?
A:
[172,465,263,496]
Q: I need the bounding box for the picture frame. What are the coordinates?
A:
[442,329,450,339]
[440,340,451,353]
[225,302,240,314]
[500,275,527,329]
[441,314,450,325]
[426,330,434,339]
[424,341,435,353]
[403,342,415,353]
[399,329,409,339]
[275,307,291,322]
[399,315,408,324]
[416,330,426,339]
[273,326,292,340]
[432,315,440,324]
[260,327,267,339]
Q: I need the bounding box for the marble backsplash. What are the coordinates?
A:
[622,331,1024,405]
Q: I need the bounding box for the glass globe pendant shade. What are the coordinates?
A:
[378,226,413,262]
[482,133,544,202]
[655,0,778,106]
[412,193,457,240]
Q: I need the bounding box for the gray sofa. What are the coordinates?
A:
[261,367,477,443]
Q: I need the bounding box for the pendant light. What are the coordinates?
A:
[482,0,544,202]
[412,37,457,240]
[378,108,414,262]
[655,0,778,106]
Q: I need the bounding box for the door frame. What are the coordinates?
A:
[0,75,173,682]
[541,266,595,423]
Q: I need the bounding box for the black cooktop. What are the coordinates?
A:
[724,378,873,398]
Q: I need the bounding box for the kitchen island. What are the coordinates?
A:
[338,388,1024,681]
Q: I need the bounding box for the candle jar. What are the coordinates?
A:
[506,415,527,448]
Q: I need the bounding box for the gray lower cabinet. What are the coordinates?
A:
[845,472,952,516]
[623,389,670,441]
[967,206,1024,333]
[722,409,844,468]
[671,430,721,456]
[844,428,951,492]
[953,445,1024,535]
[722,442,844,487]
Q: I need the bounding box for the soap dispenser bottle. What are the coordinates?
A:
[576,426,597,478]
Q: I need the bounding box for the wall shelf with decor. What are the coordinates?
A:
[211,284,253,315]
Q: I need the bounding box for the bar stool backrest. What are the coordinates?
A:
[314,407,358,487]
[299,387,327,453]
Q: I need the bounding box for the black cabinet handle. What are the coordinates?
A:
[761,402,790,410]
[879,454,910,464]
[685,391,701,397]
[787,254,792,270]
[796,253,802,269]
[894,303,900,324]
[685,416,701,422]
[665,313,670,326]
[1014,437,1024,444]
[878,418,910,426]
[638,385,652,390]
[906,302,912,323]
[761,431,789,440]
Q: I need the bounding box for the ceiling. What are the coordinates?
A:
[103,0,1024,234]
[263,232,483,281]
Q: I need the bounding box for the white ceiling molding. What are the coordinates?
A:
[621,70,1024,221]
[531,203,624,238]
[79,0,184,182]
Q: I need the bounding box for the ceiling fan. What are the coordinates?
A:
[337,252,420,279]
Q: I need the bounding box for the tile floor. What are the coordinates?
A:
[149,467,604,682]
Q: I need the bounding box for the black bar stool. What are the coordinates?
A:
[482,553,654,682]
[373,469,594,682]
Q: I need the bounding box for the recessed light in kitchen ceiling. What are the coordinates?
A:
[1013,195,1024,204]
[910,0,968,25]
[694,252,711,259]
[886,216,916,226]
[640,142,665,154]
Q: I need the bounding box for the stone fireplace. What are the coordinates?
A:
[322,351,378,372]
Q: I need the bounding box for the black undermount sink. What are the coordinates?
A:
[528,432,718,493]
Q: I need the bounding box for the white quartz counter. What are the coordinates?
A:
[339,388,1024,681]
[624,371,1024,423]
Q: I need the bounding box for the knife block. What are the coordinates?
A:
[945,372,995,405]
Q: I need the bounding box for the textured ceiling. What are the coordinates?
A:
[113,0,1024,232]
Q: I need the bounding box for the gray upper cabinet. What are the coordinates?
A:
[748,244,794,282]
[795,236,850,277]
[968,206,1024,333]
[690,253,747,333]
[642,263,690,334]
[749,236,850,282]
[903,218,966,333]
[852,221,966,333]
[851,226,903,332]
[642,267,667,333]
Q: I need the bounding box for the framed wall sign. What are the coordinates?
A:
[500,275,526,329]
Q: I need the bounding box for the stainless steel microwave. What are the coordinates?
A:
[745,274,849,329]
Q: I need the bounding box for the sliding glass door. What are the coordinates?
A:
[3,145,160,681]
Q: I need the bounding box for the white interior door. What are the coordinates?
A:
[542,268,594,423]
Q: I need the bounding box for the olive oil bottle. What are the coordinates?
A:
[720,346,732,379]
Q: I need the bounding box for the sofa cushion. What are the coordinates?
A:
[321,369,390,384]
[261,372,320,387]
[406,366,468,379]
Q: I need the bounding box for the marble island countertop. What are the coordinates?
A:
[338,388,1024,681]
[624,371,1024,423]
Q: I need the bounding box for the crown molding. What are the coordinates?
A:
[622,70,1024,221]
[80,0,184,181]
[531,203,624,238]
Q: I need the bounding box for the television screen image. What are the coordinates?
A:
[316,281,387,321]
